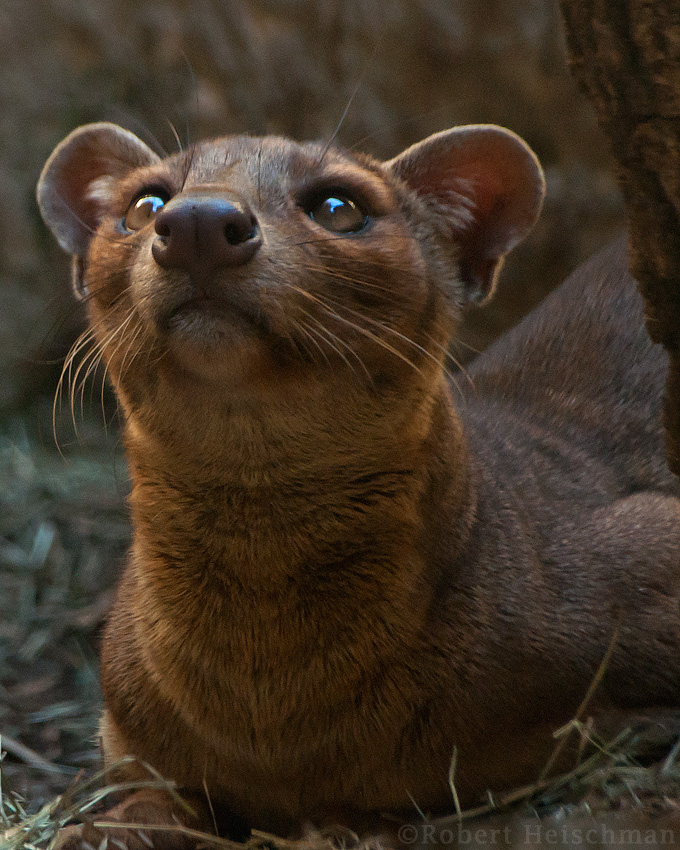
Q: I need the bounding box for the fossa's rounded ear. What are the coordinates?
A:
[385,125,545,304]
[37,123,159,257]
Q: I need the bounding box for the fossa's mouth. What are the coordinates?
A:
[159,293,271,345]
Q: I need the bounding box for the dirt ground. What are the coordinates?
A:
[0,397,130,811]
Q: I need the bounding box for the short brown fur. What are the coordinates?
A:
[37,125,680,845]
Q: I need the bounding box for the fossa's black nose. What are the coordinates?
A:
[152,194,262,273]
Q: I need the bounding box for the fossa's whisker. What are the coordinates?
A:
[301,311,372,382]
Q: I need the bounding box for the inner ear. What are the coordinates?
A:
[385,125,545,304]
[37,122,159,259]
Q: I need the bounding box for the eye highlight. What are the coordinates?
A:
[307,194,368,234]
[123,192,169,231]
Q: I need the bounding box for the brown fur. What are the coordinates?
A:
[37,126,680,845]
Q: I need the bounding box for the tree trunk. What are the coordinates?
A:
[559,1,680,474]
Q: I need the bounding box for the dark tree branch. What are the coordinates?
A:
[559,0,680,474]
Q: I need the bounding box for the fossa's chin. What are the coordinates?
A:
[164,334,264,384]
[159,328,304,397]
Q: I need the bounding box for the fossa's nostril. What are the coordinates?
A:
[224,224,239,245]
[224,216,259,246]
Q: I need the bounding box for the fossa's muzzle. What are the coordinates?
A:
[152,191,262,274]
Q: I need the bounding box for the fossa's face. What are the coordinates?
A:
[38,123,544,409]
[80,136,442,395]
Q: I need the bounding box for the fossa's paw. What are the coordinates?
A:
[52,822,202,850]
[53,822,201,850]
[52,789,216,850]
[51,824,88,850]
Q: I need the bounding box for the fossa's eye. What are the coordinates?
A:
[124,192,169,231]
[307,194,368,234]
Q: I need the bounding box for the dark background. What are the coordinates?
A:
[2,0,623,415]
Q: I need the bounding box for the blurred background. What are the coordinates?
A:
[0,0,623,810]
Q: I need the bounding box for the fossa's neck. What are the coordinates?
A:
[124,376,474,587]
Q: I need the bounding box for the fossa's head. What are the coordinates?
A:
[38,124,544,414]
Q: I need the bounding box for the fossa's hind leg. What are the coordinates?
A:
[560,492,680,704]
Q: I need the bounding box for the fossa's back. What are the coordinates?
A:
[457,237,680,717]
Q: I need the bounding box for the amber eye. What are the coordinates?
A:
[123,193,168,231]
[307,194,368,234]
